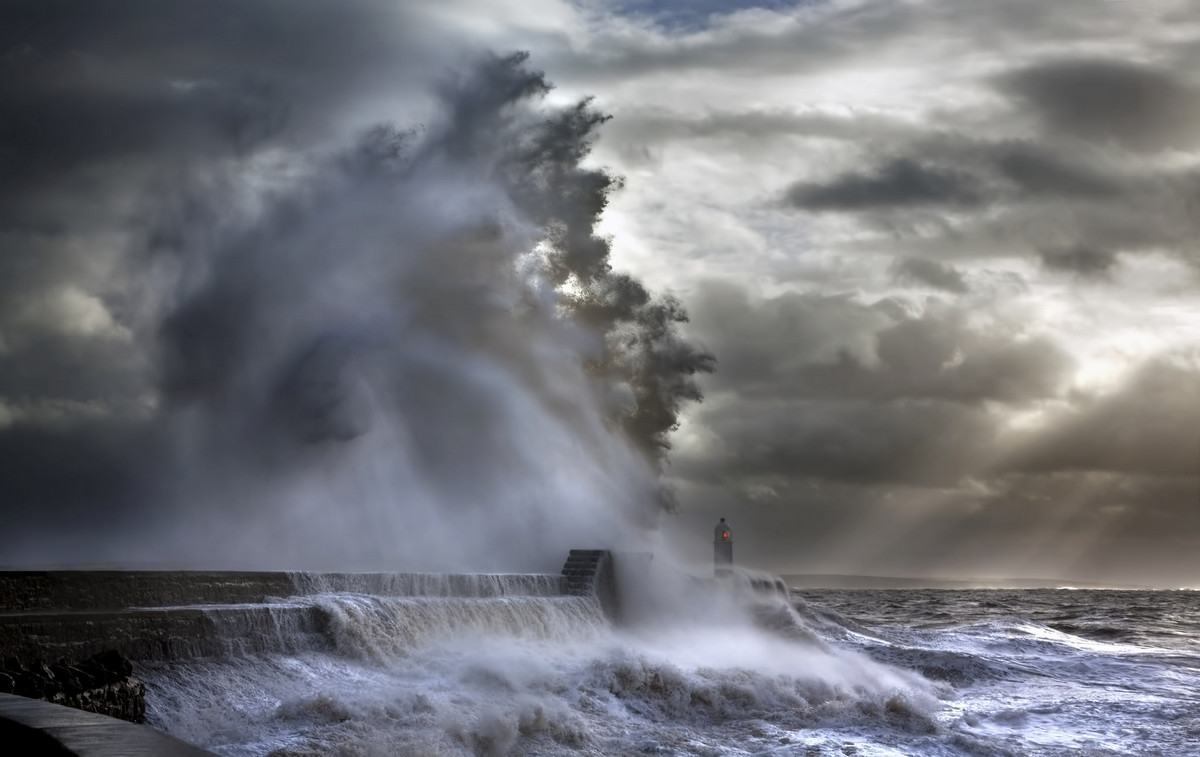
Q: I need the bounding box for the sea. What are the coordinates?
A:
[138,576,1200,756]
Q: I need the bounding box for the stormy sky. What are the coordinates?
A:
[2,0,1198,587]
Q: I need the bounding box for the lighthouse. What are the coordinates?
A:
[714,517,733,577]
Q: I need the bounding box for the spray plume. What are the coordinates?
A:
[129,52,713,571]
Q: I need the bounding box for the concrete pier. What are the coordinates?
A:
[0,692,216,756]
[0,552,621,752]
[0,570,572,662]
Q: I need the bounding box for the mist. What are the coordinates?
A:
[3,52,712,572]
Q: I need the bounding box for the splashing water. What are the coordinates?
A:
[120,53,711,572]
[141,571,940,757]
[125,53,932,757]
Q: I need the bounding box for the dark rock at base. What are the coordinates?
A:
[86,649,133,679]
[51,680,146,723]
[0,651,145,723]
[10,669,45,698]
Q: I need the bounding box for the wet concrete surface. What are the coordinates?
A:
[0,693,216,756]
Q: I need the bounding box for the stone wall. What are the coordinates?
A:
[0,571,297,612]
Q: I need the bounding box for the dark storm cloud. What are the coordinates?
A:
[884,470,1200,586]
[1001,359,1200,478]
[666,281,1200,578]
[989,142,1122,200]
[0,332,146,403]
[579,4,1200,284]
[901,468,1200,586]
[0,0,463,407]
[681,285,1193,488]
[674,279,1197,582]
[688,281,1070,404]
[890,257,968,293]
[1037,245,1117,277]
[784,158,985,210]
[682,395,996,488]
[0,0,451,564]
[999,58,1200,152]
[676,284,1198,583]
[0,0,448,205]
[781,139,1133,214]
[776,120,1200,271]
[701,9,1194,275]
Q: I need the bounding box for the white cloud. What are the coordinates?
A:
[20,287,132,342]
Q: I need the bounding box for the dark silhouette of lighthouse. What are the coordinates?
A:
[714,517,733,577]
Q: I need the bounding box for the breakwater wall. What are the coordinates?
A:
[0,551,617,742]
[0,553,615,665]
[0,552,796,756]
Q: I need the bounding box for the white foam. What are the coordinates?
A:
[287,571,565,598]
[142,582,942,756]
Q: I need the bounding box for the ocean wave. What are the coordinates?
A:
[141,586,940,756]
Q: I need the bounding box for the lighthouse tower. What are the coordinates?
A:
[714,517,733,577]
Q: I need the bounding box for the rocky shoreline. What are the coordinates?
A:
[0,650,144,723]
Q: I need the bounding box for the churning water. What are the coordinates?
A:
[796,589,1200,756]
[137,577,1200,756]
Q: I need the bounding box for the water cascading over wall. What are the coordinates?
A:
[0,557,616,665]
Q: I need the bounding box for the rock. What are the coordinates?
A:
[89,649,133,679]
[49,664,81,696]
[0,650,145,723]
[10,670,43,698]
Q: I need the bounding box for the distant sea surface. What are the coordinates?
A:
[794,588,1200,755]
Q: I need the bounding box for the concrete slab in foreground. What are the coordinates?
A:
[0,693,216,756]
